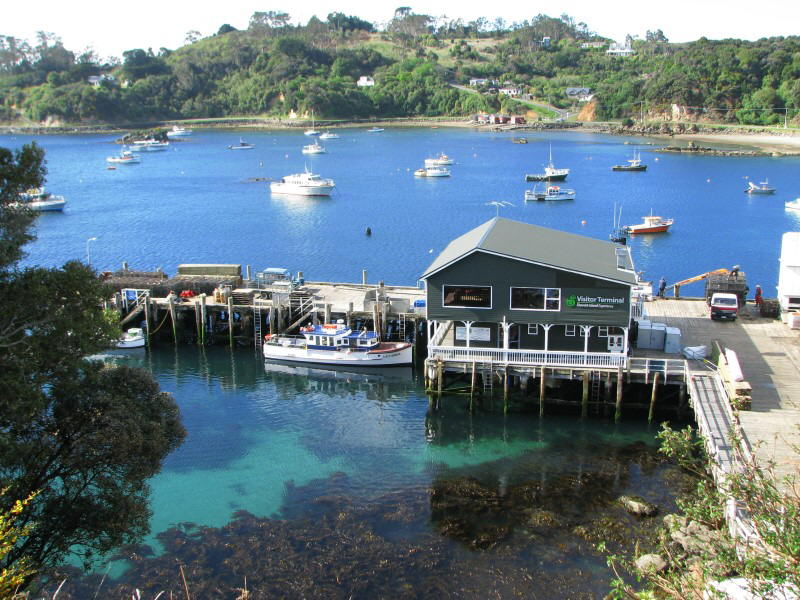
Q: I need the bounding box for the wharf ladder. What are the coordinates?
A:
[396,313,407,342]
[253,301,263,348]
[482,362,494,396]
[590,371,603,404]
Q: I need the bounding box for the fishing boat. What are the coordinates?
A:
[13,187,67,211]
[785,199,800,211]
[116,328,146,349]
[166,125,192,138]
[525,144,569,181]
[228,138,255,150]
[270,169,335,196]
[262,320,412,366]
[624,213,673,234]
[319,131,339,140]
[414,166,450,178]
[745,179,776,194]
[524,184,575,201]
[512,137,528,144]
[367,127,384,132]
[107,149,141,164]
[301,142,326,154]
[424,153,454,166]
[609,203,628,244]
[129,139,169,151]
[612,150,647,171]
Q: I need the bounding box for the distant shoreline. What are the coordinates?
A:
[3,118,800,154]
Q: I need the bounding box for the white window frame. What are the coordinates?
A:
[509,286,561,311]
[565,325,576,337]
[527,324,539,335]
[597,326,610,338]
[442,284,493,309]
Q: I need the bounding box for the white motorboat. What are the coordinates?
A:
[107,149,141,165]
[116,327,146,349]
[263,321,412,366]
[304,112,320,136]
[524,184,576,201]
[129,139,169,151]
[319,131,339,140]
[785,199,800,211]
[302,142,326,154]
[13,187,67,211]
[367,127,384,132]
[745,179,775,194]
[414,166,450,177]
[525,144,569,181]
[166,125,192,138]
[624,213,673,234]
[424,153,453,166]
[270,169,335,196]
[228,138,255,150]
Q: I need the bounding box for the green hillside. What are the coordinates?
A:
[1,12,799,126]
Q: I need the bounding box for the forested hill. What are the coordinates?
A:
[1,11,800,126]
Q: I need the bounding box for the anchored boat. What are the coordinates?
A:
[612,150,647,172]
[414,166,450,177]
[270,169,335,196]
[624,213,673,234]
[524,184,575,201]
[13,187,67,211]
[745,179,775,194]
[525,144,569,181]
[263,321,412,366]
[424,153,454,166]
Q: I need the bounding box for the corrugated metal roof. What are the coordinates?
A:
[421,217,638,284]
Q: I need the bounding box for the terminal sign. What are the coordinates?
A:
[566,294,626,310]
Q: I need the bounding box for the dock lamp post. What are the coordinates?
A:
[86,236,97,267]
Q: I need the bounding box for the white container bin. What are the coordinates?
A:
[650,323,667,350]
[664,327,682,354]
[636,320,652,349]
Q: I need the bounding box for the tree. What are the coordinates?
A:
[645,29,669,43]
[216,24,237,36]
[0,144,186,583]
[184,30,201,45]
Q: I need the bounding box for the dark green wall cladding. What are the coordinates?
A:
[426,251,631,327]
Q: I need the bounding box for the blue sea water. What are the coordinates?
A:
[5,127,799,294]
[4,128,795,594]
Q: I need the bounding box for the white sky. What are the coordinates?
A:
[5,0,800,60]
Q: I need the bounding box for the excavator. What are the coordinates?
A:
[670,268,732,297]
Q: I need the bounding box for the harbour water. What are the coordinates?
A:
[4,127,796,595]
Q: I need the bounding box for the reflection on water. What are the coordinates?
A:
[41,345,695,598]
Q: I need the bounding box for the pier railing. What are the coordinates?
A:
[628,357,689,382]
[428,345,626,369]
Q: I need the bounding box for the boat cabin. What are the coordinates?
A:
[420,218,639,369]
[290,321,380,351]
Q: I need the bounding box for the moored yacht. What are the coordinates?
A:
[414,166,450,177]
[319,131,339,139]
[301,142,326,154]
[524,184,576,201]
[228,138,255,150]
[107,149,140,164]
[263,320,412,366]
[270,169,335,196]
[166,125,192,138]
[130,139,169,151]
[13,187,67,211]
[424,153,454,166]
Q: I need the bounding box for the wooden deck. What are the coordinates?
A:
[645,298,800,486]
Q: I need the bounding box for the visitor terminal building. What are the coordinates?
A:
[420,217,640,370]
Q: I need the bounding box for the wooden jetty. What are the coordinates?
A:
[104,264,426,350]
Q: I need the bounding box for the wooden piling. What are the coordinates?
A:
[581,371,590,418]
[503,367,509,413]
[615,366,624,422]
[144,297,152,348]
[227,297,234,348]
[539,366,546,417]
[346,302,353,328]
[200,294,207,345]
[678,383,687,418]
[648,371,660,422]
[324,303,332,325]
[194,301,202,345]
[168,294,178,344]
[470,361,476,412]
[436,360,443,399]
[362,269,367,285]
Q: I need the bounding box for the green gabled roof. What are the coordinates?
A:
[421,217,638,285]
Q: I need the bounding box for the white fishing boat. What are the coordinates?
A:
[13,187,67,211]
[129,139,169,151]
[524,184,575,201]
[304,112,320,136]
[525,144,569,181]
[228,138,255,150]
[612,150,647,172]
[745,179,776,194]
[624,213,673,234]
[301,142,326,154]
[270,169,335,196]
[367,127,384,132]
[424,153,454,166]
[116,328,146,349]
[166,125,192,138]
[107,149,141,164]
[319,131,339,140]
[414,166,450,177]
[263,321,412,366]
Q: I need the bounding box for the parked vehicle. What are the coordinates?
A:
[709,293,739,320]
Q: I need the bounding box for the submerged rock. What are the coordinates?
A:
[618,495,659,517]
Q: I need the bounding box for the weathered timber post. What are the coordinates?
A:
[648,371,660,423]
[200,294,207,345]
[194,300,201,345]
[503,367,509,413]
[168,295,178,345]
[678,383,687,418]
[539,366,546,417]
[144,297,152,348]
[269,298,277,333]
[324,303,332,325]
[615,366,624,423]
[436,360,444,400]
[227,297,234,348]
[362,269,367,285]
[470,361,477,412]
[581,371,590,418]
[346,302,353,328]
